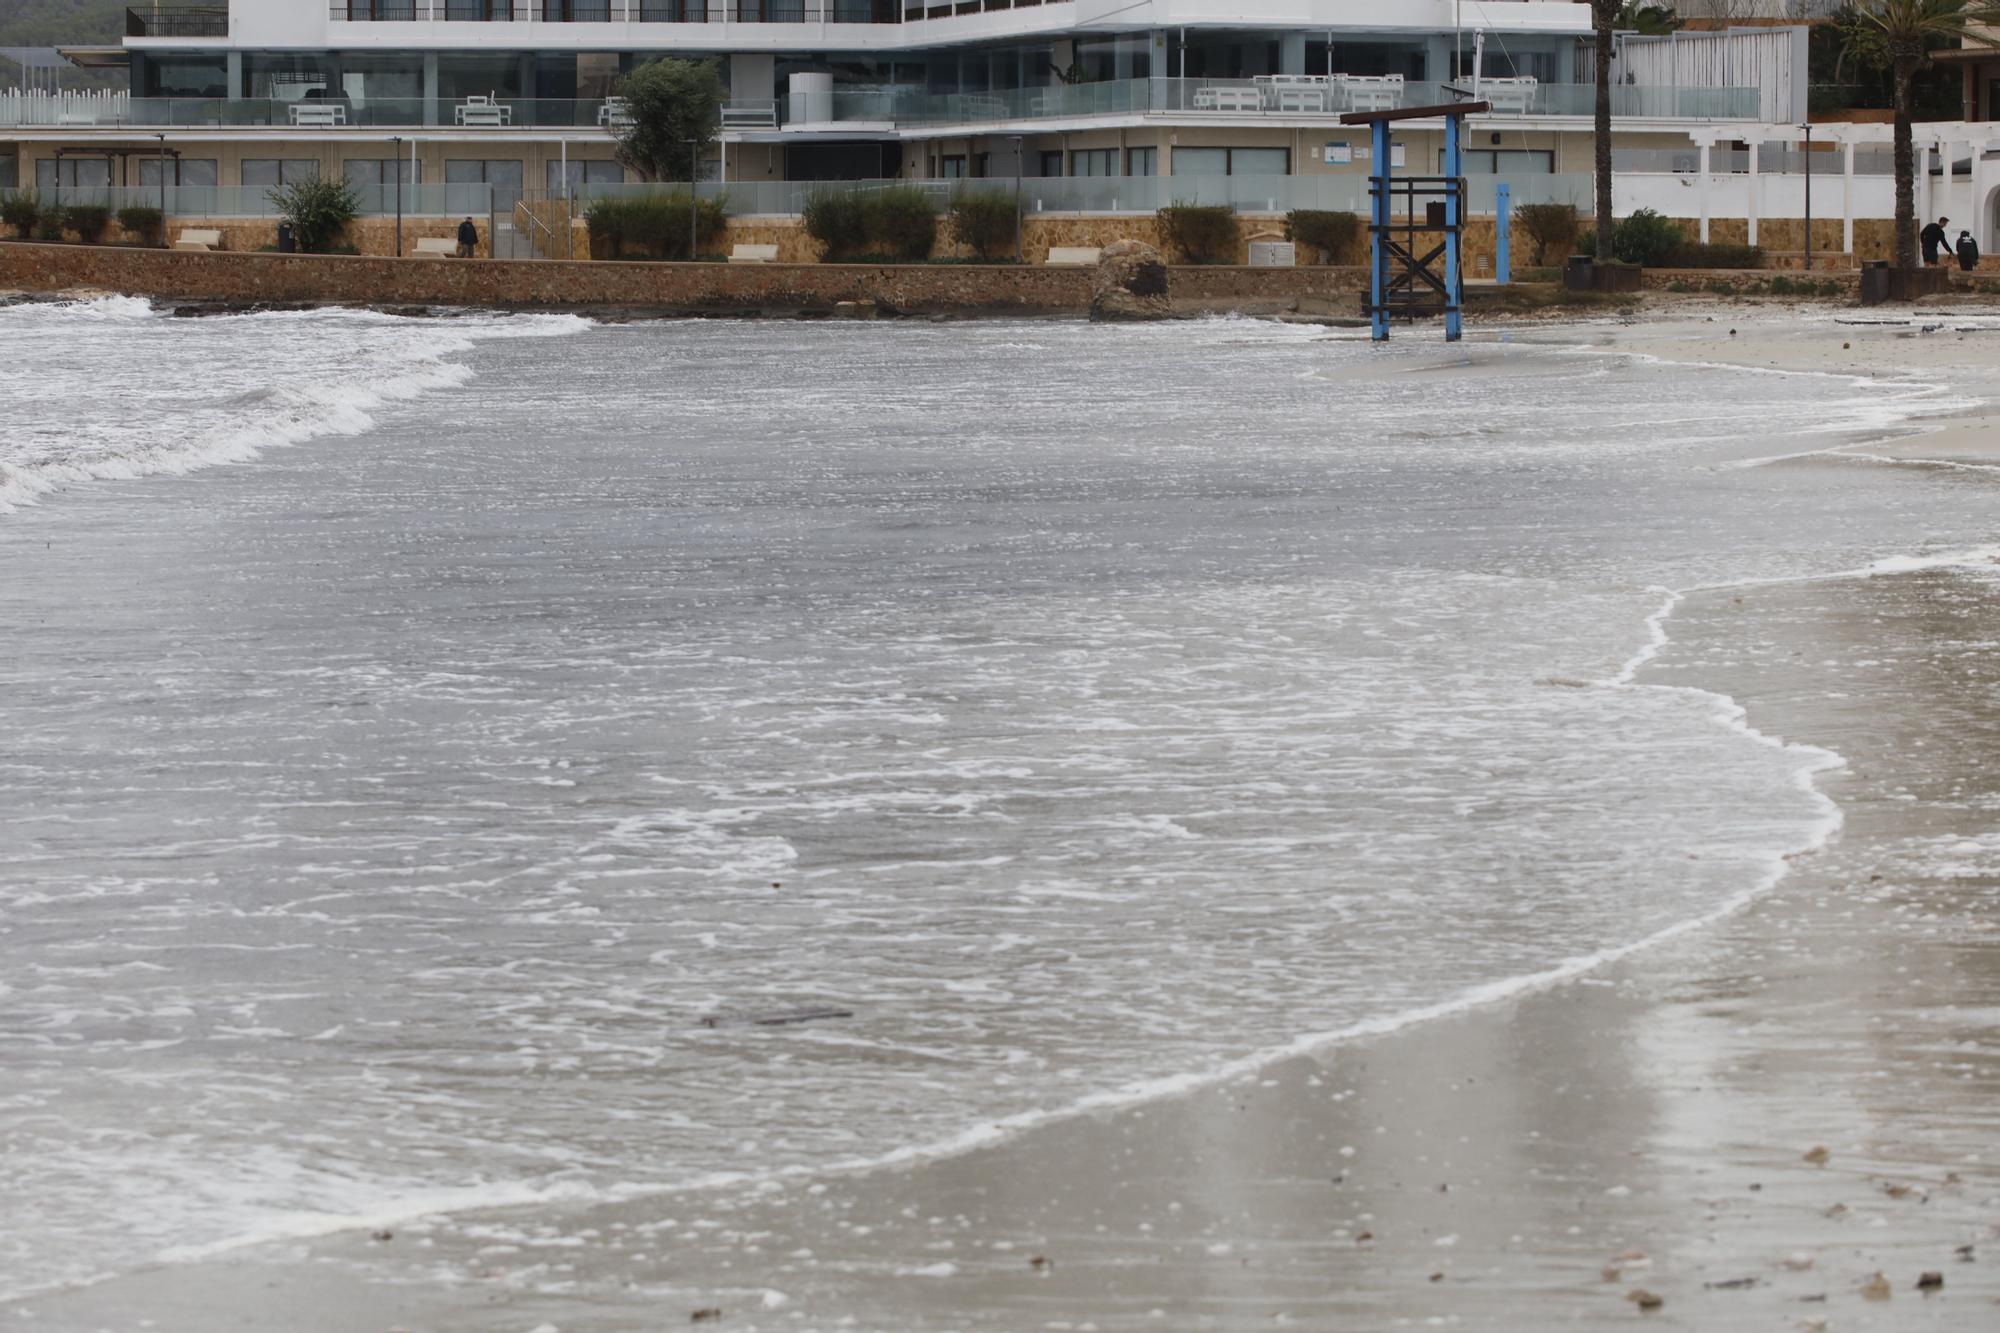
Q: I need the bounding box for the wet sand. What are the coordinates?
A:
[9,312,2000,1332]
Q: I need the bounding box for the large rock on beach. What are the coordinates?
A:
[1089,239,1171,322]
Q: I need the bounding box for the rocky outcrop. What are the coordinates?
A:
[1089,239,1172,322]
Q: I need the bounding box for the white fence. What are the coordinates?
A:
[1606,26,1810,124]
[0,89,130,128]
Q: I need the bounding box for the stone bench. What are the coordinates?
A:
[1046,246,1102,266]
[173,228,222,252]
[414,237,458,257]
[728,243,780,263]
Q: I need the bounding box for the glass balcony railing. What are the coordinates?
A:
[326,0,900,18]
[805,78,1762,126]
[5,80,1760,132]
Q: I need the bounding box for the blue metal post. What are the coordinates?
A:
[1494,181,1512,286]
[1370,117,1390,342]
[1443,110,1463,342]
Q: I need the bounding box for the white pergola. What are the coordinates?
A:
[1683,121,2000,253]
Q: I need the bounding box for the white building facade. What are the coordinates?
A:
[1,1,1836,241]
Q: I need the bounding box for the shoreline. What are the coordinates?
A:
[6,310,2000,1330]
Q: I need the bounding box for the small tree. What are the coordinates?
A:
[1838,2,2000,271]
[1,190,39,240]
[67,203,112,244]
[117,204,166,247]
[1283,209,1361,264]
[948,188,1020,259]
[1514,201,1581,264]
[35,203,66,242]
[862,186,937,260]
[614,57,724,184]
[268,176,361,253]
[801,189,867,259]
[1157,203,1237,263]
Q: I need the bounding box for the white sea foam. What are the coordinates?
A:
[0,299,588,513]
[1,311,1992,1303]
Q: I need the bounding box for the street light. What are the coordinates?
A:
[391,134,404,257]
[155,133,166,242]
[689,136,700,261]
[1011,134,1023,263]
[1800,123,1813,273]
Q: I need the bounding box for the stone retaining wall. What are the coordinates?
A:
[0,241,1363,312]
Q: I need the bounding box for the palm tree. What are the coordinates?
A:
[1841,2,2000,270]
[1590,0,1621,258]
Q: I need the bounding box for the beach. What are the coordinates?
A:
[2,303,1997,1331]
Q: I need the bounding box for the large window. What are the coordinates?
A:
[1127,147,1157,177]
[36,159,111,189]
[1458,149,1555,175]
[141,54,228,98]
[1171,146,1289,176]
[139,158,219,187]
[547,159,625,191]
[243,54,339,102]
[1071,148,1119,177]
[242,160,320,187]
[438,53,524,103]
[0,150,16,191]
[345,159,421,187]
[1037,150,1063,178]
[446,159,524,187]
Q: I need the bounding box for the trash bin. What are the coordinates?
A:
[1563,254,1595,292]
[277,222,295,254]
[1858,259,1889,306]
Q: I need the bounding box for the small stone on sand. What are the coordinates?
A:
[1625,1288,1663,1311]
[1860,1271,1892,1300]
[1801,1145,1829,1165]
[1915,1270,1944,1290]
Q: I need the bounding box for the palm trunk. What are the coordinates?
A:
[1892,58,1917,271]
[1594,7,1615,258]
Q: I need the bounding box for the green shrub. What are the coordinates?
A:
[67,203,112,244]
[947,188,1019,259]
[117,204,166,247]
[34,203,66,242]
[0,190,39,240]
[585,191,727,260]
[1513,201,1580,265]
[1665,241,1762,270]
[267,175,361,253]
[861,185,937,260]
[1609,207,1683,267]
[1157,202,1236,264]
[801,189,867,259]
[1283,209,1361,264]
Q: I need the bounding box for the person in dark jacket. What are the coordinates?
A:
[1921,217,1950,266]
[456,217,477,258]
[1957,230,1980,272]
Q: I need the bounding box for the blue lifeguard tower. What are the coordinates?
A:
[1339,99,1488,342]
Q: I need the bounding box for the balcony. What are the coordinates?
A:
[1,79,1758,134]
[328,0,900,18]
[126,5,229,37]
[810,78,1763,127]
[0,93,778,131]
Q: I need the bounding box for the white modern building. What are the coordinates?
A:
[0,1,1841,245]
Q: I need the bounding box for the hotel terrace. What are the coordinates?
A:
[5,2,1998,259]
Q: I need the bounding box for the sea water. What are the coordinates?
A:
[0,299,1988,1297]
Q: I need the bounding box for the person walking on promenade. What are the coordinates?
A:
[1922,216,1951,267]
[456,217,478,258]
[1957,230,1980,272]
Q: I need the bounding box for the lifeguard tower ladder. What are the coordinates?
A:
[1339,100,1488,342]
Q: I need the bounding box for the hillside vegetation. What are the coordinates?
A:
[0,1,130,49]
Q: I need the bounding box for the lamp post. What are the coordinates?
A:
[391,134,404,257]
[1011,133,1023,263]
[688,136,700,261]
[156,133,166,242]
[1800,123,1812,273]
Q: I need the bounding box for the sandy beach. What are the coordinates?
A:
[4,306,1999,1332]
